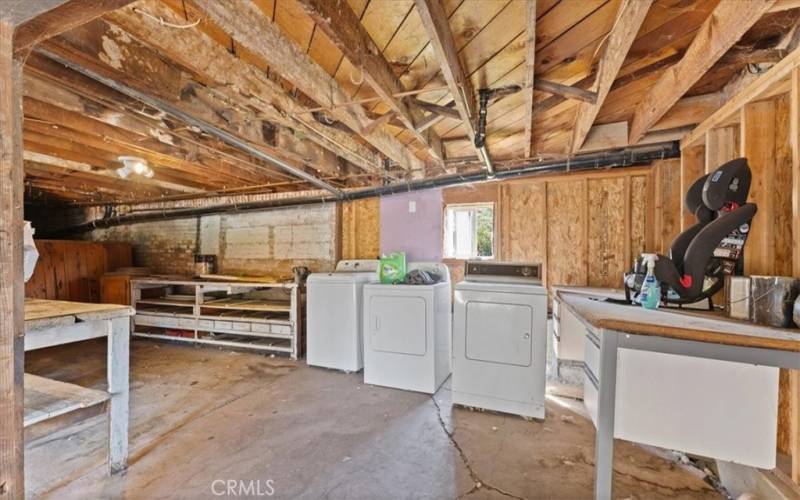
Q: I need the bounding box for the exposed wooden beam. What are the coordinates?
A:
[415,0,493,173]
[192,0,425,175]
[570,0,653,153]
[41,49,346,197]
[629,0,776,144]
[0,18,24,500]
[411,99,460,120]
[296,0,445,166]
[535,79,597,104]
[105,2,386,177]
[523,0,536,158]
[13,0,134,55]
[363,112,398,136]
[682,44,800,148]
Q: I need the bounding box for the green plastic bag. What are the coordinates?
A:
[379,252,407,284]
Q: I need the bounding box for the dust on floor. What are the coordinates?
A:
[24,339,720,499]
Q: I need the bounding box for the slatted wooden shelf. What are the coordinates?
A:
[131,278,302,358]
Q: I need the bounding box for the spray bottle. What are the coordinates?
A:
[638,253,661,310]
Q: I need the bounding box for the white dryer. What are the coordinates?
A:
[362,263,451,394]
[453,261,547,419]
[306,260,379,372]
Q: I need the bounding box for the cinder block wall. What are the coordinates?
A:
[88,205,337,277]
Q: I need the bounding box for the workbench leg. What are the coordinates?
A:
[594,330,619,500]
[107,317,130,474]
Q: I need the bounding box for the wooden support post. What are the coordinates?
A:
[705,127,738,173]
[0,18,25,500]
[679,145,705,231]
[107,316,130,473]
[790,67,800,484]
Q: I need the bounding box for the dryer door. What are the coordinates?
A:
[369,295,428,356]
[464,298,533,367]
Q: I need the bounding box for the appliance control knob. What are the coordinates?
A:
[521,267,532,276]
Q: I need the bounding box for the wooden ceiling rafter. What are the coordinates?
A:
[415,0,493,173]
[296,0,447,169]
[569,0,653,153]
[523,0,536,158]
[628,0,778,143]
[106,1,388,179]
[191,0,427,176]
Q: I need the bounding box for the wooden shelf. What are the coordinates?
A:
[201,298,291,312]
[24,373,109,428]
[136,298,195,307]
[131,277,302,358]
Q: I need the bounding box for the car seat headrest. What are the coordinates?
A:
[702,158,751,211]
[685,174,714,222]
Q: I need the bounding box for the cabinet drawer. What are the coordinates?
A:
[251,323,270,333]
[178,318,196,329]
[134,315,155,326]
[583,367,599,428]
[584,329,600,379]
[271,324,291,335]
[231,322,251,332]
[214,320,233,330]
[197,319,213,330]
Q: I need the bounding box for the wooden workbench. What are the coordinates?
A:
[556,289,800,500]
[24,299,133,473]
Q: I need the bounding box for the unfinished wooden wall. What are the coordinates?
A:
[437,167,655,293]
[679,85,798,468]
[24,240,132,303]
[339,198,380,260]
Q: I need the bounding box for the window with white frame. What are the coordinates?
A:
[443,203,495,259]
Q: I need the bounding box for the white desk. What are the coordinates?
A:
[557,290,800,500]
[24,299,133,473]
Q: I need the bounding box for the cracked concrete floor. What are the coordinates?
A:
[25,339,720,499]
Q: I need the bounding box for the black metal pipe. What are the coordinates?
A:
[45,141,680,236]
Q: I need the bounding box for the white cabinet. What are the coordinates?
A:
[583,334,779,469]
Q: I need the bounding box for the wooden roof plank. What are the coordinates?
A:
[569,0,653,153]
[12,0,134,53]
[523,0,536,158]
[628,0,777,143]
[192,0,426,175]
[296,0,446,167]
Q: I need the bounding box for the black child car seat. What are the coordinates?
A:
[624,158,756,308]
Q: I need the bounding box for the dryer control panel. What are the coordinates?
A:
[464,261,542,284]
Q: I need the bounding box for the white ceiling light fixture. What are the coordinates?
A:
[118,156,155,179]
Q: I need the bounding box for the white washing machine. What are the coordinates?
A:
[306,260,379,372]
[453,261,547,419]
[362,263,451,394]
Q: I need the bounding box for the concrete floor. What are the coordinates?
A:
[25,339,721,499]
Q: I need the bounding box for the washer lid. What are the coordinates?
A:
[455,280,547,295]
[307,272,377,284]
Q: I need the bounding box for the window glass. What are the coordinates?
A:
[443,203,494,259]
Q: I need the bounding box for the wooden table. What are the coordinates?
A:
[557,290,800,500]
[24,299,133,473]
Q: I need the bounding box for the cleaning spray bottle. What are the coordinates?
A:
[638,253,661,310]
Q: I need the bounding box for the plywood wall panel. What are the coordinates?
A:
[587,177,626,288]
[499,182,546,266]
[680,145,705,231]
[652,159,682,255]
[340,198,380,260]
[546,180,587,289]
[630,175,650,264]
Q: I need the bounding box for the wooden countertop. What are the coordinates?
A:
[25,299,133,330]
[556,289,800,353]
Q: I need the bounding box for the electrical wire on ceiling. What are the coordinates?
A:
[133,7,202,29]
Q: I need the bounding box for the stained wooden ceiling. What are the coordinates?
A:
[20,0,800,206]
